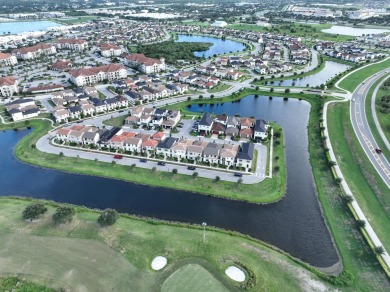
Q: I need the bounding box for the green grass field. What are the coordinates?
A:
[0,277,55,292]
[102,115,128,127]
[161,263,228,292]
[0,197,332,291]
[55,16,98,25]
[373,78,390,143]
[207,84,232,94]
[227,23,353,42]
[338,58,390,92]
[327,102,390,253]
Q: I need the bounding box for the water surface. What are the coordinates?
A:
[322,25,390,36]
[0,21,62,35]
[176,34,246,58]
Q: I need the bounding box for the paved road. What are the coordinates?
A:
[350,69,390,187]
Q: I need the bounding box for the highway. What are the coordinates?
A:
[350,69,390,188]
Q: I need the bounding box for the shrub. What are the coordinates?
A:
[52,206,75,224]
[98,209,119,226]
[172,168,178,174]
[215,176,220,182]
[22,203,47,220]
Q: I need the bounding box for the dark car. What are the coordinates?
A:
[234,172,243,177]
[187,166,196,170]
[157,161,166,166]
[375,148,382,154]
[113,155,123,159]
[139,158,148,163]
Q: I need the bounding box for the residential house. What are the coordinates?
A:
[0,76,19,97]
[254,119,268,140]
[198,113,213,133]
[69,64,127,86]
[236,143,255,169]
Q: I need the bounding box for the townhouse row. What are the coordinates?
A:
[198,113,269,140]
[55,125,256,169]
[125,106,181,129]
[4,98,39,121]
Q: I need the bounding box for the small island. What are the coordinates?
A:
[136,40,213,64]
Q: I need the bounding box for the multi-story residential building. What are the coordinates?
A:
[5,98,39,121]
[98,43,122,57]
[69,64,127,86]
[56,39,88,51]
[12,44,56,60]
[236,143,255,169]
[0,76,19,97]
[254,119,269,140]
[124,53,165,74]
[0,52,18,67]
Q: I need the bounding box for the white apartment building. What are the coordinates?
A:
[124,53,165,74]
[69,64,127,86]
[0,77,19,97]
[11,44,56,60]
[56,39,88,51]
[0,53,18,67]
[98,43,122,57]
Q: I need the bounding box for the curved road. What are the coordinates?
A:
[350,69,390,187]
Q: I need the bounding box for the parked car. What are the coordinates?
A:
[375,148,382,154]
[113,155,123,159]
[157,161,166,166]
[234,172,243,177]
[140,158,148,163]
[187,166,196,170]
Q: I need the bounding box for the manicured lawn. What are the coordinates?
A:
[161,263,227,292]
[338,58,390,92]
[0,277,55,292]
[207,84,231,94]
[2,119,285,204]
[56,16,98,25]
[227,23,353,42]
[0,197,331,291]
[103,115,128,127]
[365,75,390,159]
[327,102,390,253]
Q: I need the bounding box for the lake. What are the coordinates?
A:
[0,95,339,269]
[0,21,62,35]
[322,25,390,36]
[274,61,350,87]
[175,34,246,58]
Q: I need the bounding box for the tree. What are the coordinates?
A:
[151,166,157,173]
[22,203,47,221]
[192,172,199,179]
[52,206,75,224]
[98,209,119,226]
[237,177,243,185]
[270,88,274,92]
[172,168,178,174]
[215,176,220,182]
[356,220,366,228]
[374,246,385,255]
[285,88,290,93]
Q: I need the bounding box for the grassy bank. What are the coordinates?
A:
[0,197,332,291]
[338,58,390,92]
[207,83,231,93]
[365,75,390,159]
[327,102,390,253]
[0,118,285,204]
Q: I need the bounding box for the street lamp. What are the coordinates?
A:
[202,222,207,242]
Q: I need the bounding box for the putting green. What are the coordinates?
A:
[162,263,228,292]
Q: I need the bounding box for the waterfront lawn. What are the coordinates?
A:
[365,75,390,159]
[0,197,330,292]
[102,114,128,127]
[207,84,231,94]
[2,119,285,204]
[338,58,390,92]
[327,102,390,253]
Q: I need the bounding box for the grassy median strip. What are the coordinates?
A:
[338,58,390,92]
[365,75,390,159]
[327,102,390,253]
[0,197,331,291]
[0,118,285,204]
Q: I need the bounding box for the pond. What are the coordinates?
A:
[322,25,390,36]
[274,61,350,87]
[0,95,339,269]
[175,34,246,58]
[0,21,62,35]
